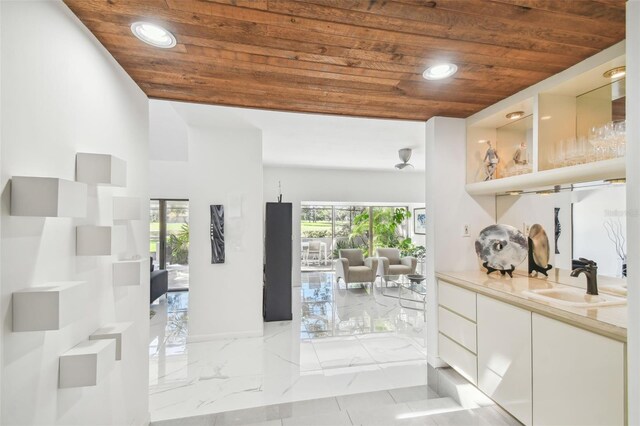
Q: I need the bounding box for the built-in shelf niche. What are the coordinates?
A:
[76,225,126,256]
[89,322,132,360]
[10,176,87,217]
[113,196,141,221]
[12,281,87,332]
[112,260,144,286]
[465,42,626,195]
[76,153,127,187]
[59,340,116,388]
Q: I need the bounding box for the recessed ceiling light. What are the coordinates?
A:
[131,22,176,48]
[540,115,552,120]
[603,66,626,79]
[506,190,523,196]
[422,63,458,80]
[506,111,525,120]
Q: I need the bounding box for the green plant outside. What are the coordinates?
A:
[350,207,425,258]
[167,223,189,265]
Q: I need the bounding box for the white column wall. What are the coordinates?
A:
[425,117,495,367]
[187,127,264,341]
[1,1,149,424]
[626,1,640,423]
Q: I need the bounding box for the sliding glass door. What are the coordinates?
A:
[150,199,189,291]
[300,203,410,272]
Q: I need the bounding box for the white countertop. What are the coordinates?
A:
[436,269,627,341]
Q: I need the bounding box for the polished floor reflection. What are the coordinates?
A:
[149,272,429,422]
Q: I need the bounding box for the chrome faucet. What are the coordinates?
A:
[570,258,599,295]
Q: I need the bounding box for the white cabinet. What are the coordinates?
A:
[477,295,532,426]
[438,280,478,385]
[532,314,625,426]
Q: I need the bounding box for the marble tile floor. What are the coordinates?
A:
[150,386,522,426]
[149,273,432,423]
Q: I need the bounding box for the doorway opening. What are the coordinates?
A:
[150,199,190,291]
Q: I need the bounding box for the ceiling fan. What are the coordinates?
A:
[395,148,414,170]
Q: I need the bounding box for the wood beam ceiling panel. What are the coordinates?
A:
[64,0,626,121]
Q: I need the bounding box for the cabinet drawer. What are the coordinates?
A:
[439,280,476,321]
[439,333,477,385]
[439,306,477,353]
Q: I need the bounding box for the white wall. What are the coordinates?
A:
[149,101,188,162]
[425,117,495,367]
[497,192,573,272]
[263,166,425,286]
[1,2,149,425]
[150,160,188,199]
[187,127,264,340]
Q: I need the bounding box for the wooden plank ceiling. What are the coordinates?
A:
[64,0,626,121]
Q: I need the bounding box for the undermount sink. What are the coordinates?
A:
[599,284,628,297]
[523,288,627,308]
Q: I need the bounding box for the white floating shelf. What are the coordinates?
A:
[10,176,87,217]
[59,340,116,388]
[89,322,133,360]
[76,153,126,187]
[12,281,87,332]
[76,225,126,256]
[112,259,144,286]
[465,157,625,196]
[113,196,141,220]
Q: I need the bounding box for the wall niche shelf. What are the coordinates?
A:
[113,196,141,221]
[10,176,87,217]
[466,41,626,196]
[466,157,625,196]
[12,281,87,332]
[89,322,133,360]
[76,225,126,256]
[112,260,144,286]
[59,340,116,388]
[76,153,127,187]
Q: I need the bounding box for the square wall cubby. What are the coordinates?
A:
[12,281,87,332]
[76,153,126,187]
[76,225,126,256]
[10,176,87,217]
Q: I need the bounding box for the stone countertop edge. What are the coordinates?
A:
[435,270,627,343]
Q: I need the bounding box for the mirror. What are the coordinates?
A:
[576,78,626,139]
[496,183,626,278]
[496,115,533,178]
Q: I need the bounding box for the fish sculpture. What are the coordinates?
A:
[475,224,528,277]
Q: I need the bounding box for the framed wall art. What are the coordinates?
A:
[413,207,426,235]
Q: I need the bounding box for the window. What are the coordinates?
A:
[150,199,189,291]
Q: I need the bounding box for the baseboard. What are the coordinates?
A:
[187,329,264,343]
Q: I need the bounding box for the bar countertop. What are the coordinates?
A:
[435,269,628,342]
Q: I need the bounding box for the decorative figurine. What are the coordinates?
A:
[483,140,500,181]
[554,207,561,254]
[475,224,528,277]
[528,224,553,276]
[513,142,528,165]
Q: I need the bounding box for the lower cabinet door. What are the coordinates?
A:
[532,313,625,426]
[477,295,532,426]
